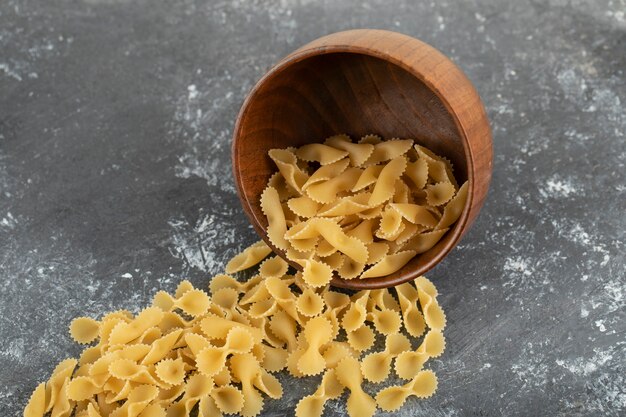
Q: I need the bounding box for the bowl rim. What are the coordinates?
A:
[232,29,489,289]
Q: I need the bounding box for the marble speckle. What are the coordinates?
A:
[0,0,624,416]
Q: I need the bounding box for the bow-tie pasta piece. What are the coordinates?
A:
[402,229,449,254]
[302,158,350,190]
[209,273,243,296]
[209,385,245,415]
[305,167,363,204]
[361,250,417,279]
[395,329,446,380]
[405,158,429,190]
[361,333,412,383]
[196,327,255,376]
[269,148,309,193]
[260,186,289,251]
[415,276,447,330]
[324,134,375,167]
[363,139,413,167]
[69,317,100,344]
[295,369,344,417]
[375,370,438,411]
[352,165,384,191]
[436,181,469,230]
[346,324,376,352]
[296,143,348,166]
[226,240,273,274]
[296,288,325,317]
[425,182,456,206]
[335,356,378,417]
[229,353,266,417]
[154,357,186,385]
[174,289,210,317]
[297,316,334,376]
[368,156,407,206]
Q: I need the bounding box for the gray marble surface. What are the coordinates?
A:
[1,0,624,416]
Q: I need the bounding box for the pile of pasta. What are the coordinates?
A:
[262,134,468,284]
[24,241,446,417]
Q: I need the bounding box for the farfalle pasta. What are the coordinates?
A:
[261,134,468,281]
[25,237,448,417]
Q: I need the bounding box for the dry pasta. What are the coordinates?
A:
[261,134,467,281]
[25,231,447,417]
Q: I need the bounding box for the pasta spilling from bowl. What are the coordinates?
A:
[261,134,468,285]
[24,241,446,417]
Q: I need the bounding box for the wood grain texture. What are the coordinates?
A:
[232,29,492,289]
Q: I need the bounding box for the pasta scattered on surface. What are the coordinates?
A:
[262,134,467,282]
[24,240,446,417]
[26,134,458,416]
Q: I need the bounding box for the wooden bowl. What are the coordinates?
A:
[232,29,492,290]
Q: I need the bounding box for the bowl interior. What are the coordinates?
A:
[233,51,469,288]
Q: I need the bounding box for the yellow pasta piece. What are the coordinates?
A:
[346,324,375,352]
[175,280,195,298]
[196,327,254,376]
[261,345,288,372]
[436,180,468,230]
[305,167,362,204]
[389,202,439,228]
[361,333,411,383]
[109,307,164,346]
[377,206,404,239]
[212,287,240,311]
[341,291,369,332]
[359,134,382,144]
[267,171,299,201]
[405,158,429,189]
[154,357,186,385]
[402,228,449,254]
[265,278,301,323]
[175,289,210,317]
[229,353,265,417]
[200,315,263,344]
[287,195,320,218]
[297,316,333,376]
[414,144,456,185]
[296,288,325,317]
[368,156,407,206]
[335,356,377,417]
[258,256,289,279]
[268,148,309,192]
[321,342,357,369]
[69,317,100,345]
[24,382,46,417]
[360,250,416,279]
[425,182,456,206]
[285,218,368,264]
[301,158,350,190]
[296,143,348,165]
[210,385,245,415]
[295,369,344,417]
[352,165,383,192]
[226,240,273,274]
[375,370,438,411]
[363,139,413,167]
[209,274,242,295]
[395,329,445,379]
[415,277,447,330]
[324,134,375,166]
[316,192,371,217]
[319,251,344,270]
[395,282,426,338]
[369,308,402,335]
